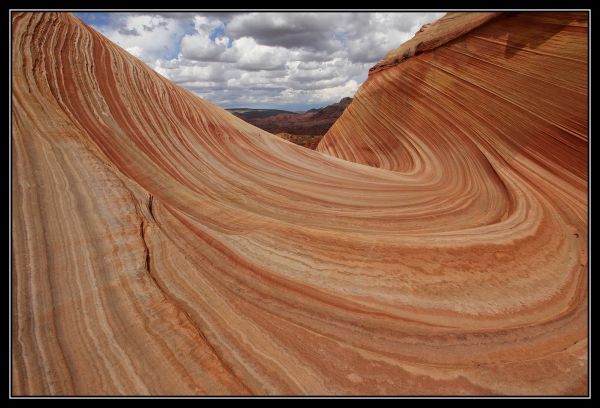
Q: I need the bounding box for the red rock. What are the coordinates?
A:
[11,12,588,396]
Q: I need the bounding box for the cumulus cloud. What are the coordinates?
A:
[76,11,444,111]
[226,12,345,52]
[90,14,191,62]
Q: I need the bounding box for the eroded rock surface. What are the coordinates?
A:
[12,12,588,395]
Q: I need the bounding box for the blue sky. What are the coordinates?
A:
[75,12,111,26]
[74,12,443,112]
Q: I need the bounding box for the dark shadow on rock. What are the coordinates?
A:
[503,12,582,58]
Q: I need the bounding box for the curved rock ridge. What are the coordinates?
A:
[12,12,588,396]
[369,12,504,74]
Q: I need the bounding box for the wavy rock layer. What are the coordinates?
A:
[12,12,588,396]
[369,12,503,74]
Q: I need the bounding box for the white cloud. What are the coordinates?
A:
[124,45,144,58]
[180,16,229,61]
[227,37,290,71]
[95,14,189,62]
[81,12,444,110]
[226,12,345,52]
[312,79,360,103]
[181,33,227,61]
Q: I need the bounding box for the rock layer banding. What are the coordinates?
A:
[12,12,588,395]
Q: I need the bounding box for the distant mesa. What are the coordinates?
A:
[227,97,352,149]
[225,108,295,119]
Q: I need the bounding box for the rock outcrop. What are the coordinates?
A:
[276,133,323,150]
[12,12,588,396]
[369,12,503,74]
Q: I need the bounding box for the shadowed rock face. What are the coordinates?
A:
[11,11,588,396]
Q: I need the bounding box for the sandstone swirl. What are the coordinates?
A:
[12,12,588,395]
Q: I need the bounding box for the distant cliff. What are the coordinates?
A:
[228,97,352,138]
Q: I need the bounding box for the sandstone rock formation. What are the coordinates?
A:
[368,13,503,75]
[276,133,323,150]
[11,12,588,396]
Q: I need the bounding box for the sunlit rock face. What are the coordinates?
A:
[12,11,588,396]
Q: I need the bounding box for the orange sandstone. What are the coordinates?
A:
[11,12,588,395]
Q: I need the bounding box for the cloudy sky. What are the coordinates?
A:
[75,12,444,112]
